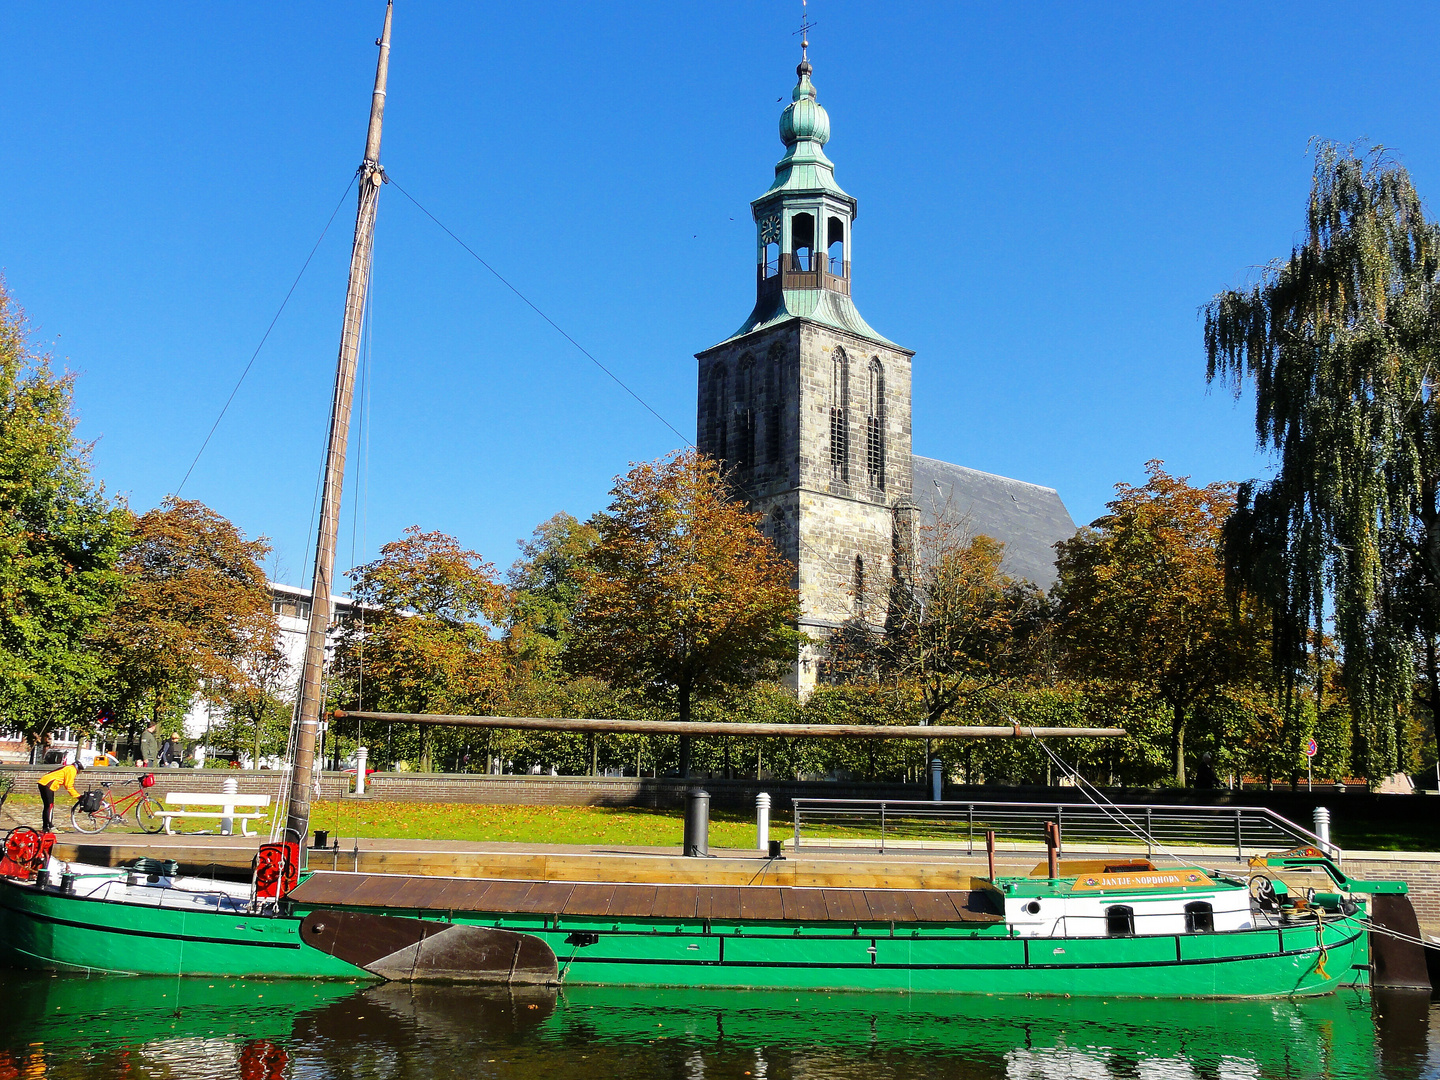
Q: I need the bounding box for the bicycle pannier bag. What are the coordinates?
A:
[139,773,156,788]
[78,789,103,814]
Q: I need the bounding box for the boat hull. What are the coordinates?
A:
[0,879,369,979]
[289,897,1369,997]
[522,920,1365,996]
[1,877,1370,996]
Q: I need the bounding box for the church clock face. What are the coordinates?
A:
[760,214,781,244]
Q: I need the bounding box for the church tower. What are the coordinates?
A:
[696,54,915,693]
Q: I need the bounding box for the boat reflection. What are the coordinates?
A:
[0,973,1427,1079]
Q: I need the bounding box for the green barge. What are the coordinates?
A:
[0,854,1387,997]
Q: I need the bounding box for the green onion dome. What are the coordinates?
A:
[779,61,830,147]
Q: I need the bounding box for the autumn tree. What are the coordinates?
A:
[333,527,508,771]
[100,498,282,735]
[1205,142,1440,779]
[567,449,802,776]
[831,516,1052,727]
[0,283,131,754]
[1053,464,1271,785]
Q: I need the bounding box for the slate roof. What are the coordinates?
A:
[911,455,1078,590]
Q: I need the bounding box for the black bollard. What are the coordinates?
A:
[683,789,710,857]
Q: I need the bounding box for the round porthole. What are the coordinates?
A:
[1024,901,1042,915]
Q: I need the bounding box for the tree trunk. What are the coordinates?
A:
[678,685,692,778]
[1426,633,1440,748]
[1172,704,1187,787]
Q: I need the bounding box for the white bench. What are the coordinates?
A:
[158,792,272,836]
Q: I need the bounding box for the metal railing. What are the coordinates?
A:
[791,798,1341,863]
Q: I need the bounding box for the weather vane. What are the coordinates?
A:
[793,0,817,63]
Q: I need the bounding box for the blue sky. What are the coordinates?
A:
[6,2,1440,587]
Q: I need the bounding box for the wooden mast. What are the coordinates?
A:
[285,0,392,850]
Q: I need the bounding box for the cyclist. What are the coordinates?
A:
[38,759,86,833]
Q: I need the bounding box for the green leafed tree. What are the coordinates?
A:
[1204,142,1440,780]
[567,449,803,776]
[506,511,599,676]
[0,283,131,755]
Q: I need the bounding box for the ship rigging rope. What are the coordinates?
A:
[386,176,690,446]
[1028,734,1193,867]
[176,174,359,495]
[384,174,849,584]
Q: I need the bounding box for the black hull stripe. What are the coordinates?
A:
[562,930,1364,972]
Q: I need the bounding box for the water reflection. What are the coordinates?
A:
[0,972,1433,1079]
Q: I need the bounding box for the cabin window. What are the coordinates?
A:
[1105,905,1135,937]
[1184,901,1215,933]
[791,212,816,271]
[827,216,845,273]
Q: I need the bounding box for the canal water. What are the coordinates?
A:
[1,973,1437,1078]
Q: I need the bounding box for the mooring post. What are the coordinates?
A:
[684,789,710,858]
[1313,805,1331,847]
[1044,820,1059,878]
[221,776,238,837]
[986,829,996,880]
[756,792,771,851]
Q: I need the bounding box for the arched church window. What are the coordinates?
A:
[791,213,816,272]
[765,344,783,463]
[866,358,885,491]
[830,348,849,481]
[827,216,845,274]
[709,364,729,460]
[853,555,865,617]
[736,355,756,470]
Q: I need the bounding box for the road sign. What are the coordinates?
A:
[1304,738,1318,758]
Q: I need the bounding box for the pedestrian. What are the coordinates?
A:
[138,721,160,767]
[37,759,86,833]
[160,731,183,767]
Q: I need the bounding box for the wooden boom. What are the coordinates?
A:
[332,711,1126,740]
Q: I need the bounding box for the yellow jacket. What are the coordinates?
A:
[38,764,81,798]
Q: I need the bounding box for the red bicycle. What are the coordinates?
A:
[71,775,163,834]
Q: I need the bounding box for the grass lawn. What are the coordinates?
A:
[1,792,763,848]
[306,801,763,848]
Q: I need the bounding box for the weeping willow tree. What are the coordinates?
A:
[1204,142,1440,781]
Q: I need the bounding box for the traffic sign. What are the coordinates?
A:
[1304,738,1318,758]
